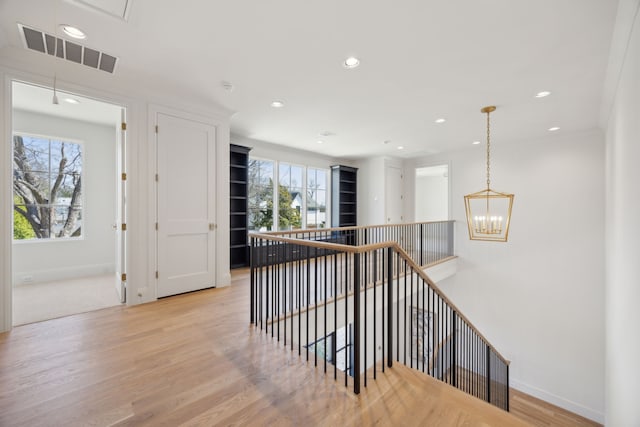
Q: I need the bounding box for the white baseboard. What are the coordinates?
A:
[13,263,115,285]
[510,378,604,424]
[217,270,232,287]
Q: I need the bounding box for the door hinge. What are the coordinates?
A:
[155,222,158,231]
[155,125,159,133]
[121,273,127,282]
[121,122,127,131]
[121,223,127,231]
[209,223,217,231]
[155,271,159,279]
[121,172,127,181]
[155,173,159,182]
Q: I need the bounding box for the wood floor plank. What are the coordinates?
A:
[0,268,599,426]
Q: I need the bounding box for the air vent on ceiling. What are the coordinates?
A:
[17,23,118,74]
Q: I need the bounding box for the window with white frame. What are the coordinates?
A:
[248,157,329,232]
[278,162,303,231]
[13,134,83,240]
[306,168,328,229]
[248,158,274,232]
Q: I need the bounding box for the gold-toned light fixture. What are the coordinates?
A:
[464,106,514,242]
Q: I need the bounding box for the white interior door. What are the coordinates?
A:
[385,165,403,224]
[114,108,127,302]
[156,112,216,298]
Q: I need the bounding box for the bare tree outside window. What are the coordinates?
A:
[13,134,83,240]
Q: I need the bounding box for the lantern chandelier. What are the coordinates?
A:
[464,106,514,242]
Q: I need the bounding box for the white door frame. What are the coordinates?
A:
[385,164,404,224]
[155,111,216,297]
[414,161,452,222]
[148,104,231,300]
[0,72,133,332]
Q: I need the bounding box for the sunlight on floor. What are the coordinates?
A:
[12,274,122,326]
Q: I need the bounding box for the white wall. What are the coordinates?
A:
[415,173,448,221]
[604,0,640,424]
[12,110,117,284]
[406,130,605,422]
[356,157,405,226]
[232,134,349,170]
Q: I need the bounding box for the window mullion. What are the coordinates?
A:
[273,161,279,231]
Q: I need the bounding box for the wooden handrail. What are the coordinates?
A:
[250,231,509,366]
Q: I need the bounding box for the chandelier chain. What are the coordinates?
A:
[486,109,491,189]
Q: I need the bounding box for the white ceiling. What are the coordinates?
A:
[12,81,122,127]
[0,0,619,159]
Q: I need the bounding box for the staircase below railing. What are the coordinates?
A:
[249,221,510,412]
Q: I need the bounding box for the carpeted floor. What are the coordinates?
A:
[12,274,123,326]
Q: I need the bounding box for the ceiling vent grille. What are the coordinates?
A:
[18,23,118,74]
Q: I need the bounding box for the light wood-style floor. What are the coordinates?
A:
[0,268,600,426]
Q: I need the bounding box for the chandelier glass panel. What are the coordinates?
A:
[464,106,514,242]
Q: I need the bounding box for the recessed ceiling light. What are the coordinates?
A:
[472,140,481,145]
[270,100,285,108]
[319,131,335,137]
[535,91,551,98]
[435,118,446,123]
[397,146,404,150]
[64,98,80,104]
[548,126,560,131]
[60,25,86,39]
[343,56,360,69]
[383,140,391,144]
[316,140,324,144]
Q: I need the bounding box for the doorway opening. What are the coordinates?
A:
[415,164,449,221]
[10,81,126,326]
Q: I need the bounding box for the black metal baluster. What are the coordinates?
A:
[409,266,413,369]
[373,248,377,379]
[314,247,318,367]
[345,252,348,388]
[403,259,407,366]
[324,249,328,374]
[290,244,294,351]
[396,250,400,363]
[506,363,510,411]
[452,310,457,388]
[250,237,255,324]
[427,279,431,376]
[276,246,281,341]
[334,251,338,381]
[283,245,287,346]
[260,239,264,330]
[422,275,425,373]
[381,247,385,373]
[306,246,310,361]
[266,240,270,335]
[298,252,301,356]
[353,252,361,394]
[364,250,367,387]
[486,344,491,403]
[387,248,393,368]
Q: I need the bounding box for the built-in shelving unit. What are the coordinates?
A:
[331,165,358,228]
[230,144,251,268]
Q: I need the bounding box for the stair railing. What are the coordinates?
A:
[249,221,509,411]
